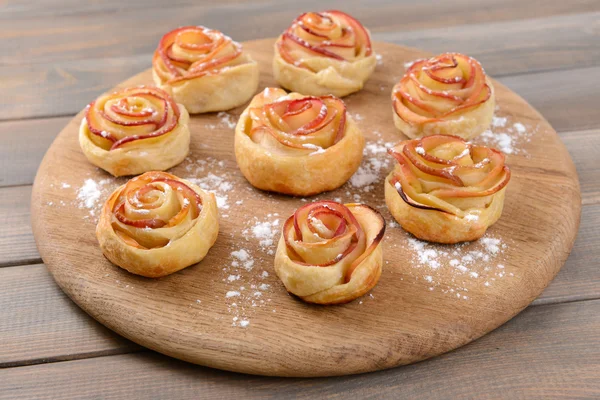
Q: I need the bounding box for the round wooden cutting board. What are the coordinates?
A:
[31,39,581,377]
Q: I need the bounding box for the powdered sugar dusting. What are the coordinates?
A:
[404,233,512,299]
[76,178,116,218]
[185,171,232,211]
[224,243,277,328]
[475,114,536,156]
[217,111,237,129]
[349,139,393,192]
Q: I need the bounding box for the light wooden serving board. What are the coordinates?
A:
[31,40,581,377]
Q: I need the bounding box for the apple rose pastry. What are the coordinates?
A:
[96,171,219,278]
[234,87,364,196]
[273,10,376,97]
[385,135,511,244]
[152,26,259,113]
[274,201,385,304]
[393,53,495,140]
[79,86,190,177]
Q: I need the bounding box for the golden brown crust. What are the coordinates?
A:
[385,173,506,243]
[384,135,510,243]
[78,87,190,177]
[152,26,259,113]
[234,88,364,196]
[96,172,219,277]
[273,49,376,98]
[274,202,385,304]
[392,53,495,140]
[273,11,376,97]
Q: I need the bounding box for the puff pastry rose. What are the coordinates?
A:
[273,10,376,97]
[96,171,219,277]
[152,26,259,113]
[385,135,510,244]
[274,201,385,304]
[234,87,364,196]
[79,86,190,177]
[393,53,495,140]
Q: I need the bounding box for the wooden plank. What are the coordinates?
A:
[0,117,68,187]
[498,66,600,133]
[0,54,150,120]
[1,299,598,399]
[560,129,600,206]
[0,185,39,267]
[533,204,600,305]
[1,204,598,368]
[2,119,598,201]
[1,0,598,65]
[0,264,140,367]
[2,17,600,120]
[3,0,598,22]
[374,11,600,77]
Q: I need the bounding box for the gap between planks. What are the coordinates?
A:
[1,298,599,399]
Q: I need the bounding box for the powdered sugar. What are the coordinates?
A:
[404,233,512,299]
[224,243,276,328]
[475,114,536,156]
[492,116,507,128]
[349,140,393,192]
[217,111,237,129]
[185,172,232,210]
[76,178,115,218]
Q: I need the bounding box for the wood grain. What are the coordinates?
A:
[500,66,600,133]
[375,11,600,77]
[0,264,140,367]
[0,117,68,187]
[2,206,598,368]
[2,0,598,65]
[1,299,599,399]
[561,129,600,205]
[3,124,599,198]
[532,203,600,305]
[2,11,600,120]
[0,185,39,267]
[30,40,580,376]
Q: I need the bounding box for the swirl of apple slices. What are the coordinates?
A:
[96,171,219,278]
[392,53,495,140]
[274,201,385,304]
[273,10,376,97]
[152,26,259,113]
[385,135,511,243]
[79,86,190,177]
[234,87,364,196]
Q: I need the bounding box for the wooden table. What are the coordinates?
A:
[1,1,599,398]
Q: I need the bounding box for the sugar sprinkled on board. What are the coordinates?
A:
[224,243,277,328]
[349,140,393,191]
[252,220,278,247]
[77,179,103,209]
[492,116,507,128]
[376,54,383,66]
[404,233,511,299]
[475,114,536,156]
[351,112,364,121]
[76,178,115,218]
[217,111,237,129]
[185,172,232,210]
